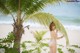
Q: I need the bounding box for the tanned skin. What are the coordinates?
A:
[49,22,64,53]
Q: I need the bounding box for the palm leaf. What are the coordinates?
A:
[0,0,66,16]
[0,0,9,14]
[27,12,69,46]
[34,31,47,42]
[0,0,61,15]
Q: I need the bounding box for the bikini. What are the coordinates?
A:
[49,39,56,46]
[49,30,57,46]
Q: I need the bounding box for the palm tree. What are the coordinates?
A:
[0,0,69,53]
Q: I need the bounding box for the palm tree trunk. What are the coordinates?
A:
[13,18,24,53]
[13,0,24,53]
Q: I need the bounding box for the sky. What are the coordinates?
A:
[41,2,80,26]
[43,2,80,18]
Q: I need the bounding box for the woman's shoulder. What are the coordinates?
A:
[50,30,58,34]
[50,31,55,34]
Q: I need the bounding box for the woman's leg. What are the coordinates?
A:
[50,44,56,53]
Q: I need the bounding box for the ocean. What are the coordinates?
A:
[0,15,80,31]
[0,14,80,25]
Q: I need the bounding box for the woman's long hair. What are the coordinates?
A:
[49,22,55,31]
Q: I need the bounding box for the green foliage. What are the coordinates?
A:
[0,32,15,43]
[0,32,19,53]
[58,48,63,53]
[21,31,80,53]
[67,48,75,53]
[0,31,80,53]
[5,48,18,53]
[0,0,9,14]
[0,44,7,49]
[22,50,34,53]
[57,44,80,53]
[58,47,75,53]
[0,32,15,48]
[57,44,64,47]
[21,31,49,53]
[34,31,47,42]
[71,45,80,49]
[0,0,62,15]
[40,42,49,47]
[21,42,27,50]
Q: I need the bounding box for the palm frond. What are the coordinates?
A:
[34,31,47,42]
[0,0,65,15]
[0,0,9,14]
[45,0,61,4]
[27,12,69,46]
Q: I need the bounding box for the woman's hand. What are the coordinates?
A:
[57,35,64,39]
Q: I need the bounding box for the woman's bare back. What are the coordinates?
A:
[50,30,57,40]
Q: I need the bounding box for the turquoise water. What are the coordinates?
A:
[55,16,80,26]
[0,15,80,26]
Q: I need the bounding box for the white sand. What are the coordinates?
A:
[0,24,80,53]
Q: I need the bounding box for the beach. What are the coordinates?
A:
[0,24,80,53]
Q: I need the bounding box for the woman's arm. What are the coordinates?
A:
[57,35,64,39]
[56,30,64,39]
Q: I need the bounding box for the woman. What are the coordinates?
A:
[49,22,64,53]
